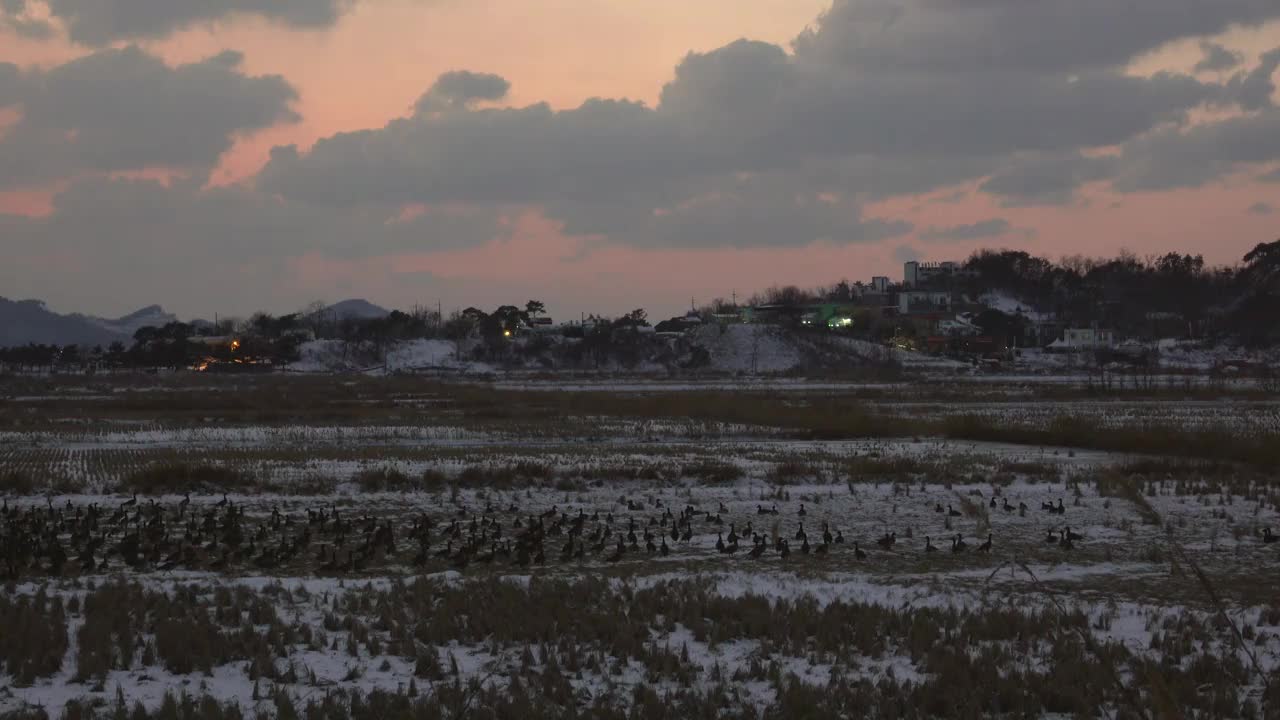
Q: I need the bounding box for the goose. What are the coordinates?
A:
[876,532,896,549]
[1264,528,1278,544]
[951,535,967,553]
[606,538,624,563]
[934,503,944,514]
[436,541,453,559]
[834,530,845,544]
[798,504,807,518]
[854,543,867,561]
[924,536,937,553]
[1059,530,1074,551]
[977,533,992,553]
[948,505,962,518]
[989,497,998,509]
[1064,527,1083,542]
[794,523,807,542]
[1045,529,1059,544]
[779,539,791,559]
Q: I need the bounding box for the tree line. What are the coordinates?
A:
[720,240,1280,347]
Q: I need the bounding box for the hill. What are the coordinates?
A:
[73,304,178,338]
[0,298,133,347]
[319,299,391,320]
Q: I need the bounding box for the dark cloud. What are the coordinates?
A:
[0,62,22,107]
[920,218,1013,242]
[1222,47,1280,111]
[1112,108,1280,192]
[979,152,1118,206]
[6,0,1280,314]
[0,46,299,189]
[24,0,352,45]
[1247,201,1273,215]
[793,0,1279,73]
[606,171,914,249]
[1195,42,1244,73]
[0,174,506,311]
[657,37,1214,160]
[261,0,1231,248]
[415,71,511,113]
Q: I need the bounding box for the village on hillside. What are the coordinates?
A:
[2,244,1279,377]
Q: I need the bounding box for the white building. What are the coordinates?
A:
[1058,328,1115,349]
[898,290,952,315]
[904,261,964,288]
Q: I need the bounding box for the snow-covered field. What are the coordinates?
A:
[1,376,1278,717]
[4,467,1278,717]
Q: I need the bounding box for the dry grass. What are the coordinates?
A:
[3,574,1270,719]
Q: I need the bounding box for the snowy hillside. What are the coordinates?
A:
[289,338,492,374]
[690,324,804,373]
[979,292,1050,323]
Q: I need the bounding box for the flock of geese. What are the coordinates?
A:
[1,493,1274,580]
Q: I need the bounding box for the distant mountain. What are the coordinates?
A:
[74,304,178,338]
[319,299,391,320]
[0,297,129,347]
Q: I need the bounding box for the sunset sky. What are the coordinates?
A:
[1,0,1278,321]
